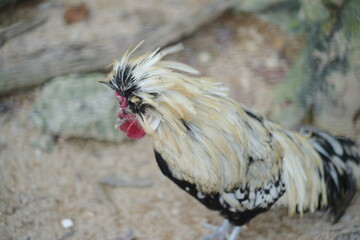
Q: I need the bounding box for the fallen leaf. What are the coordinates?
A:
[64,4,89,24]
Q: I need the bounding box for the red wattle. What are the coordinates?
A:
[119,120,146,139]
[119,121,131,132]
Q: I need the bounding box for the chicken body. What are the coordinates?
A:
[102,44,360,237]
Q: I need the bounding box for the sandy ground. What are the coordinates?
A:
[1,91,360,240]
[1,1,360,240]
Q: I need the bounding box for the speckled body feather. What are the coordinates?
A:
[103,44,360,226]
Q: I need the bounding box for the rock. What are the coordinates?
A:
[235,1,303,35]
[60,218,74,229]
[0,0,238,96]
[256,1,302,34]
[30,134,55,153]
[30,74,126,142]
[235,0,289,13]
[270,0,360,136]
[299,0,330,25]
[0,0,21,9]
[336,231,360,240]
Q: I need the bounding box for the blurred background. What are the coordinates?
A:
[0,0,359,239]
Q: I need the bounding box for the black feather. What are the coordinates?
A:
[304,129,358,222]
[110,64,139,98]
[153,150,279,226]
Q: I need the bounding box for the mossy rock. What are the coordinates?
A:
[270,0,360,136]
[30,74,126,142]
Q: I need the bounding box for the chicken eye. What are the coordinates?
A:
[127,95,144,114]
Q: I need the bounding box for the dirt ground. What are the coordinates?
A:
[1,1,360,240]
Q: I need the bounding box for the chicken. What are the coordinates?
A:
[101,43,360,240]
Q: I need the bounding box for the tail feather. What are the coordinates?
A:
[335,136,360,164]
[300,127,359,222]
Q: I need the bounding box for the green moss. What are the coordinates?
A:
[270,0,360,131]
[30,74,126,142]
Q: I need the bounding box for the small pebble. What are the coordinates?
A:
[83,210,95,219]
[61,218,74,229]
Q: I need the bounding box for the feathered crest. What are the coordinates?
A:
[101,42,200,98]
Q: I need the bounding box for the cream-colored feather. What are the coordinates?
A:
[103,44,358,217]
